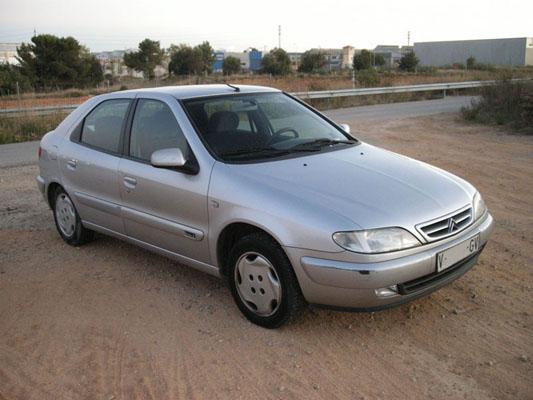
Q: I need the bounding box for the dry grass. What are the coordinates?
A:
[1,68,531,145]
[0,112,68,144]
[2,67,531,110]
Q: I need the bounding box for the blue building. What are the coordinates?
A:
[212,51,225,72]
[212,50,263,73]
[248,50,262,71]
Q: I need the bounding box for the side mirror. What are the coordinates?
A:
[151,148,186,168]
[150,148,199,175]
[339,123,351,134]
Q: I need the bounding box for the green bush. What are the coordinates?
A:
[399,52,419,72]
[0,64,33,95]
[356,69,379,87]
[462,80,533,133]
[298,51,327,73]
[261,48,291,76]
[222,56,242,76]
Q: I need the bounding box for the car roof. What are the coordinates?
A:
[120,84,280,100]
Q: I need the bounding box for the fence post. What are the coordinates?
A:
[16,81,23,112]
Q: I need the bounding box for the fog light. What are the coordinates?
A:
[375,285,399,298]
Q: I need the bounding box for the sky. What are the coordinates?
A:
[0,0,532,52]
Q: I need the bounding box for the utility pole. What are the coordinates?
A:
[278,25,281,49]
[407,31,411,47]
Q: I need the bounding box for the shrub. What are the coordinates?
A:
[223,56,242,76]
[261,48,291,76]
[353,50,372,71]
[399,52,419,72]
[298,51,327,73]
[356,69,379,87]
[0,64,33,95]
[462,79,533,133]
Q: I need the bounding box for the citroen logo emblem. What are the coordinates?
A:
[447,217,458,233]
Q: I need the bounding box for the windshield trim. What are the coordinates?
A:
[178,91,360,164]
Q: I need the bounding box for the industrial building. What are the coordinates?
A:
[341,46,356,68]
[373,45,413,68]
[308,48,343,70]
[414,37,533,67]
[287,52,302,71]
[212,49,262,73]
[0,43,21,64]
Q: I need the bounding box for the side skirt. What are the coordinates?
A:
[82,220,221,278]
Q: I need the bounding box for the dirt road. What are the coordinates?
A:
[0,113,532,399]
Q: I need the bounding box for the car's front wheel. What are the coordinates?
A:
[228,232,306,328]
[52,187,94,246]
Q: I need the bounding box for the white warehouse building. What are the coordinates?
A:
[414,37,533,67]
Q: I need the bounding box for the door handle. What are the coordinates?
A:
[67,159,77,170]
[123,176,137,190]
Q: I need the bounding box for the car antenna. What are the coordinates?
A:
[226,83,240,92]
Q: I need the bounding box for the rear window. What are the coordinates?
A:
[81,99,131,153]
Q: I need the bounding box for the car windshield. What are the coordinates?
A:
[183,92,357,162]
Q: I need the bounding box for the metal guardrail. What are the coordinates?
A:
[0,79,526,115]
[291,80,499,99]
[0,104,79,115]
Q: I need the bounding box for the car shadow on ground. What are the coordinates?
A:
[86,232,443,334]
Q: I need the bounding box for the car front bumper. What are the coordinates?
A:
[284,212,494,310]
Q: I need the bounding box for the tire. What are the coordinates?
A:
[228,232,306,328]
[52,186,94,246]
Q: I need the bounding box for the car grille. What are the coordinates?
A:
[417,207,473,241]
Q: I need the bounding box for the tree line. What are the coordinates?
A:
[1,34,103,94]
[0,34,420,95]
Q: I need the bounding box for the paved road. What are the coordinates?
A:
[0,140,40,168]
[0,96,475,169]
[326,95,475,122]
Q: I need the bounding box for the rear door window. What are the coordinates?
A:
[81,99,131,153]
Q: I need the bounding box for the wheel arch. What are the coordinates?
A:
[216,222,285,278]
[46,181,64,209]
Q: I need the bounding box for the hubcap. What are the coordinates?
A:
[55,194,76,237]
[234,252,282,317]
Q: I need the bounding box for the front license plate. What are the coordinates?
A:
[436,234,480,272]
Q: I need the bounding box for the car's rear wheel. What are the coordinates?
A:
[52,187,94,246]
[228,232,306,328]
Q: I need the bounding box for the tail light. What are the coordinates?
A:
[38,146,42,158]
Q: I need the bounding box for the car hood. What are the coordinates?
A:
[228,142,476,233]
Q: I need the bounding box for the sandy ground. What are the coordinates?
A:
[0,113,532,399]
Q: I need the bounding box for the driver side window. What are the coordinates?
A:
[129,99,189,162]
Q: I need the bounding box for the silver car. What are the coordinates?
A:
[36,84,494,328]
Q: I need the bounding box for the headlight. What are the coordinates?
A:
[473,192,487,220]
[333,227,421,254]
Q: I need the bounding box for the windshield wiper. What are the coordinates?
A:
[290,138,357,150]
[221,146,320,160]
